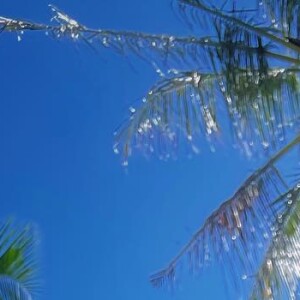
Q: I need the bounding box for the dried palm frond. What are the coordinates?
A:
[150,135,300,295]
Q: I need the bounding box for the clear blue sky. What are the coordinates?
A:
[0,1,262,299]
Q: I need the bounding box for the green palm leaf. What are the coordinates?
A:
[0,221,38,297]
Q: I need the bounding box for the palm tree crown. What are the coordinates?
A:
[2,1,300,298]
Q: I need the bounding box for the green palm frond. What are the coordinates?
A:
[114,68,300,163]
[0,221,38,297]
[150,135,300,291]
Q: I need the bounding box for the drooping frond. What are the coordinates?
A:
[0,221,38,296]
[113,71,219,163]
[150,135,300,294]
[250,185,300,300]
[2,5,300,164]
[114,68,300,163]
[0,276,32,300]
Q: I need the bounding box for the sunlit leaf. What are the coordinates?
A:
[250,186,300,299]
[114,69,300,163]
[150,135,300,297]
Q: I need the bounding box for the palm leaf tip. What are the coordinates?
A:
[150,266,176,288]
[0,276,32,300]
[0,16,46,34]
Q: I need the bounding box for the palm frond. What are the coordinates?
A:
[114,68,300,163]
[0,221,38,296]
[150,135,300,293]
[113,71,219,163]
[1,5,298,68]
[250,185,300,299]
[3,6,300,163]
[0,276,32,300]
[175,0,300,54]
[258,0,300,39]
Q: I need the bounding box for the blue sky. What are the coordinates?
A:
[0,1,264,299]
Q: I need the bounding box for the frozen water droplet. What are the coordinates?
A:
[242,274,247,280]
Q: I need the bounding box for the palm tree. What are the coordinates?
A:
[2,0,300,298]
[0,220,38,299]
